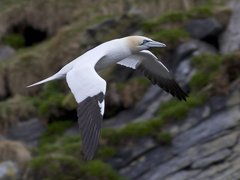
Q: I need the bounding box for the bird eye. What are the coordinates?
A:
[141,39,150,45]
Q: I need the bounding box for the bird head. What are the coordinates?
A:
[124,36,166,52]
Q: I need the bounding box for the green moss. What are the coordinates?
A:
[157,11,187,24]
[157,132,172,144]
[159,100,189,120]
[157,92,209,121]
[34,81,66,118]
[153,29,189,47]
[97,146,116,158]
[185,93,208,107]
[187,6,214,19]
[30,155,80,180]
[119,119,163,137]
[190,54,223,90]
[61,92,77,111]
[141,20,158,32]
[81,160,128,180]
[101,128,121,145]
[189,72,210,89]
[101,117,164,144]
[191,54,223,71]
[1,33,25,49]
[0,95,38,133]
[40,120,74,145]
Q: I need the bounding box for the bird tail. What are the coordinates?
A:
[27,73,64,88]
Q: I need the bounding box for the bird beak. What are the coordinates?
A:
[146,41,166,48]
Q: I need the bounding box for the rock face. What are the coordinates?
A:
[220,0,240,54]
[7,118,46,146]
[0,45,15,61]
[113,81,240,180]
[186,18,222,40]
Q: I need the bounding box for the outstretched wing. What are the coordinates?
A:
[117,50,188,101]
[66,65,106,161]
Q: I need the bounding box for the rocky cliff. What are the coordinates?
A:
[0,0,240,180]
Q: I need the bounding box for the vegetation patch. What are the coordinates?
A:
[81,160,128,180]
[115,77,151,108]
[1,33,25,49]
[189,54,223,91]
[40,120,74,146]
[157,132,173,145]
[0,95,37,134]
[101,117,164,145]
[157,92,208,121]
[32,81,66,119]
[29,155,81,180]
[153,28,190,48]
[142,2,222,34]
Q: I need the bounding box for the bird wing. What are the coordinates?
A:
[117,50,188,101]
[66,64,106,161]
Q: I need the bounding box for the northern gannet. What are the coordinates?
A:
[27,36,188,161]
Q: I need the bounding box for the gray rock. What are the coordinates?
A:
[108,136,157,169]
[194,162,231,180]
[0,161,18,180]
[7,118,46,146]
[64,123,79,135]
[227,82,240,107]
[185,131,238,162]
[165,170,201,180]
[191,149,232,169]
[209,96,227,113]
[172,107,240,154]
[174,58,196,88]
[186,18,222,39]
[138,154,192,180]
[174,39,217,89]
[118,146,173,179]
[220,0,240,55]
[213,158,240,180]
[0,45,15,61]
[174,41,198,61]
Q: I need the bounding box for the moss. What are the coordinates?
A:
[119,119,163,137]
[157,92,209,121]
[115,77,151,108]
[34,81,66,118]
[61,92,77,111]
[101,128,121,145]
[81,160,128,180]
[185,93,208,107]
[157,132,173,144]
[30,155,80,180]
[189,72,210,89]
[0,95,38,134]
[101,117,164,144]
[191,54,223,72]
[153,28,189,48]
[1,33,25,49]
[190,54,223,91]
[40,120,74,146]
[157,11,187,24]
[141,20,158,32]
[158,100,189,120]
[187,6,213,19]
[97,146,116,158]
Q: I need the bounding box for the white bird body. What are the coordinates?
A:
[27,36,188,161]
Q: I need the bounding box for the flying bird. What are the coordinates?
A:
[27,36,188,161]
